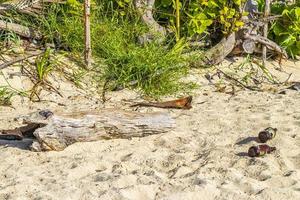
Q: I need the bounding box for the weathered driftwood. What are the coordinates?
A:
[243,33,288,58]
[15,109,175,151]
[190,32,236,67]
[0,19,42,40]
[134,0,166,44]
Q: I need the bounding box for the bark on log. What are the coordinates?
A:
[15,109,175,151]
[0,19,42,40]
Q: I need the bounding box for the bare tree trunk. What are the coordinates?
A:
[262,0,270,64]
[84,0,92,68]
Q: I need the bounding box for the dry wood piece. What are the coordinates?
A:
[131,96,193,109]
[84,0,92,68]
[0,20,42,40]
[0,123,42,140]
[262,0,270,64]
[287,82,300,91]
[243,33,288,58]
[14,109,175,151]
[190,32,236,67]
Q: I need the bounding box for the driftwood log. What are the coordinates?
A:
[14,109,175,151]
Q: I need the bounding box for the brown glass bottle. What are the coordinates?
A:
[258,127,277,143]
[248,144,276,157]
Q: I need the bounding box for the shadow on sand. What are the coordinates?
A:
[235,136,258,145]
[0,138,33,150]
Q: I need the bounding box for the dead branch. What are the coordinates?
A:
[0,19,42,40]
[243,33,288,58]
[130,96,193,109]
[262,0,270,64]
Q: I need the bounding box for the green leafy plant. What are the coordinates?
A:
[187,0,245,36]
[269,4,300,58]
[154,0,245,43]
[37,1,84,52]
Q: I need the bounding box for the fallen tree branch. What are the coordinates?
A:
[0,19,42,40]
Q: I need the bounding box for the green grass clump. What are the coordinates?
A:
[2,1,193,97]
[92,20,189,96]
[37,2,191,97]
[37,3,84,52]
[35,48,55,82]
[0,87,14,106]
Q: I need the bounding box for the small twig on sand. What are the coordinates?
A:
[215,67,261,91]
[277,73,292,85]
[101,79,110,103]
[0,51,43,70]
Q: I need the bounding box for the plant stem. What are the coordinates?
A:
[175,0,180,41]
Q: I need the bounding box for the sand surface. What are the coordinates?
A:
[0,58,300,200]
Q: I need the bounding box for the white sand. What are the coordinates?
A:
[0,58,300,200]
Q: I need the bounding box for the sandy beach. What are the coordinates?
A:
[0,58,300,200]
